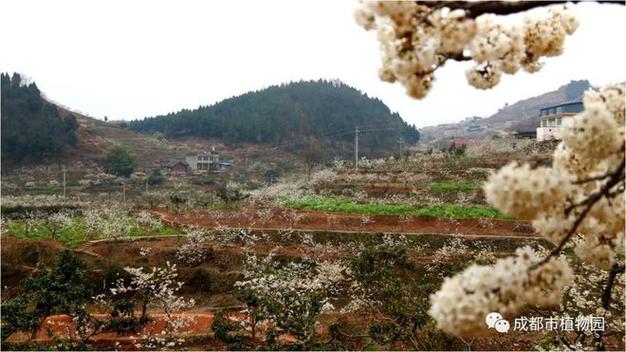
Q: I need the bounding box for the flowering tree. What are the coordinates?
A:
[428,85,624,345]
[233,252,352,348]
[109,262,194,327]
[355,1,581,98]
[347,236,432,350]
[176,228,211,265]
[356,1,625,348]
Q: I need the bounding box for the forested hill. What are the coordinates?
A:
[128,80,419,153]
[1,73,78,162]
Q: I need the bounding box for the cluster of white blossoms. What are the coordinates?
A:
[176,228,211,265]
[236,254,350,307]
[83,206,135,239]
[235,253,354,335]
[431,84,625,337]
[355,1,578,98]
[0,194,87,208]
[429,247,572,336]
[134,210,162,230]
[483,162,572,219]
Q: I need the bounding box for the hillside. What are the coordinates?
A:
[1,73,78,163]
[128,80,420,155]
[57,107,192,169]
[1,72,189,171]
[419,80,592,142]
[2,76,417,176]
[482,79,591,131]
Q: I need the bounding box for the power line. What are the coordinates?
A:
[268,123,408,148]
[268,125,408,150]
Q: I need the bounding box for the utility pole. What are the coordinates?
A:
[354,126,359,171]
[62,165,66,199]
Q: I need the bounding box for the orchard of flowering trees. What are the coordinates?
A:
[356,1,625,349]
[1,1,624,351]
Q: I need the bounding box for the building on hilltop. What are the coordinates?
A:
[536,101,583,141]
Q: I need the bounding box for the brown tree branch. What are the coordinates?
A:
[531,157,625,269]
[565,158,625,215]
[574,169,622,185]
[593,263,625,350]
[602,263,626,309]
[418,1,624,19]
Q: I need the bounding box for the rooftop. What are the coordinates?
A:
[539,101,582,111]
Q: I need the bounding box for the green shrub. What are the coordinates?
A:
[104,146,135,177]
[0,251,94,341]
[147,170,164,186]
[212,309,245,344]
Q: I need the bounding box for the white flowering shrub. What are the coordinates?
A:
[247,179,309,202]
[346,235,453,350]
[310,169,339,185]
[380,233,409,250]
[429,84,625,343]
[360,214,374,226]
[139,246,152,257]
[134,210,162,230]
[1,194,87,209]
[355,1,578,98]
[83,206,136,239]
[256,208,274,223]
[176,228,211,265]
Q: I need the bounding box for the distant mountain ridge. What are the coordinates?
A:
[419,80,593,142]
[128,80,420,155]
[483,79,591,130]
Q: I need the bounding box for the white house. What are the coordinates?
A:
[536,101,583,142]
[185,150,220,172]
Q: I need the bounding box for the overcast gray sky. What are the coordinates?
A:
[1,0,625,127]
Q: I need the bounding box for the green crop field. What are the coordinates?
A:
[280,196,509,219]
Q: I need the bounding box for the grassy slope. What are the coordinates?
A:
[61,107,192,168]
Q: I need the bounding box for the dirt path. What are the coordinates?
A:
[151,207,539,239]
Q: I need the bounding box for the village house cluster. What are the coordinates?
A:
[421,100,585,151]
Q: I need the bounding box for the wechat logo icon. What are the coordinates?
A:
[486,312,510,333]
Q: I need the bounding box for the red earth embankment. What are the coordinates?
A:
[152,207,539,239]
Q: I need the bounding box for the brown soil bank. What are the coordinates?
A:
[7,311,298,350]
[152,207,539,239]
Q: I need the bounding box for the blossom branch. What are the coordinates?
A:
[565,156,625,215]
[533,157,625,268]
[421,1,624,19]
